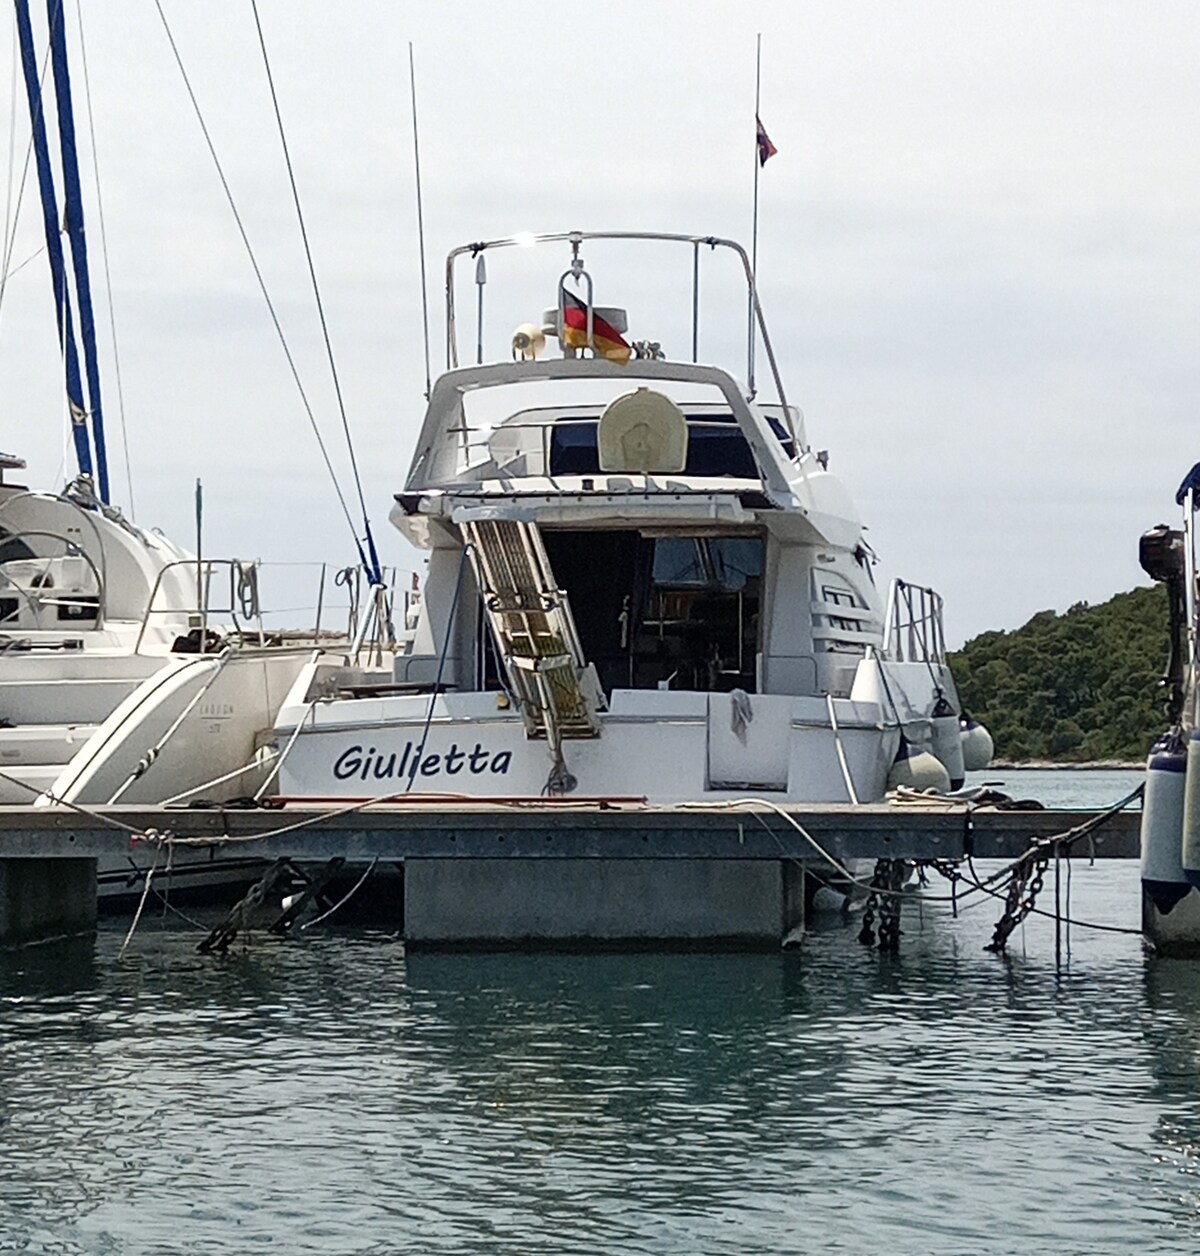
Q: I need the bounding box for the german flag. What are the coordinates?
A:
[756,115,777,167]
[560,289,631,364]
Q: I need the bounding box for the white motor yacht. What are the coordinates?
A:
[266,231,980,804]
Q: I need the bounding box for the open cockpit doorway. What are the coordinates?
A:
[538,530,763,697]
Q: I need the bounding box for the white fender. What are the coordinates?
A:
[887,737,951,793]
[930,696,965,789]
[1183,730,1200,889]
[960,714,994,772]
[1141,736,1189,905]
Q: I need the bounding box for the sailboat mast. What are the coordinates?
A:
[46,0,109,503]
[13,0,95,489]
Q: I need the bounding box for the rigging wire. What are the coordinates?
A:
[74,0,134,514]
[249,0,381,585]
[408,41,431,401]
[0,5,53,327]
[152,0,362,556]
[1,241,45,281]
[1,7,18,305]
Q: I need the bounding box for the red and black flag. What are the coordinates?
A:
[756,114,777,167]
[560,289,630,363]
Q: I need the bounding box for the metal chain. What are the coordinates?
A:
[858,859,909,953]
[857,862,882,947]
[856,891,878,947]
[876,859,909,954]
[985,851,1049,953]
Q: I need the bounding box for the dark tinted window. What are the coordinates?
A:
[709,537,763,590]
[683,425,758,478]
[765,417,797,460]
[683,411,796,460]
[548,418,770,479]
[0,528,36,564]
[548,422,599,475]
[652,538,706,585]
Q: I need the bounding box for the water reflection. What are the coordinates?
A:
[0,868,1195,1253]
[1142,958,1200,1224]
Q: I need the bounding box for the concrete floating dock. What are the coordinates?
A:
[0,802,1140,948]
[0,857,96,946]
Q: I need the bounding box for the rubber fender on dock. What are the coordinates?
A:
[960,712,994,773]
[1141,731,1191,913]
[887,734,951,794]
[930,695,965,790]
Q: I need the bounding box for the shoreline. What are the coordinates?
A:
[983,760,1143,772]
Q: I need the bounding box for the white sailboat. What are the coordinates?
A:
[0,1,218,809]
[0,2,376,901]
[0,454,202,802]
[265,230,983,804]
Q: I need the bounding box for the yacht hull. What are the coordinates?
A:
[273,689,900,804]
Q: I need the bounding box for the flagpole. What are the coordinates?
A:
[748,32,762,399]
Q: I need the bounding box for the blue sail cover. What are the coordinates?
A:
[14,0,95,487]
[1176,463,1200,508]
[46,0,109,503]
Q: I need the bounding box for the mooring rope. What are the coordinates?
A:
[117,846,159,958]
[0,766,156,838]
[300,856,378,930]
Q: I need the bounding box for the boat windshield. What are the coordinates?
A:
[549,414,795,479]
[417,376,795,488]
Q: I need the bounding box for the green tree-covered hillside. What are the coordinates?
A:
[947,584,1170,763]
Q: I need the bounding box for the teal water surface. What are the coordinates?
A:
[2,769,1197,1255]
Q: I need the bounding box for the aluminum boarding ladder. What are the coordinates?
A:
[459,519,602,753]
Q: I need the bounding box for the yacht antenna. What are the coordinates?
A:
[474,251,486,364]
[195,477,206,653]
[748,31,762,399]
[409,42,432,400]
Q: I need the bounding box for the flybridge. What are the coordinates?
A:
[416,232,814,508]
[14,0,110,503]
[402,360,805,501]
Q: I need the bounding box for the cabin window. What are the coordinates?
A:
[651,538,707,585]
[547,422,598,475]
[0,528,37,565]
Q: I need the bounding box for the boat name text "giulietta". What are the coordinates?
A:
[333,742,512,782]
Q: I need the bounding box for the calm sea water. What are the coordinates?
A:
[6,768,1200,1255]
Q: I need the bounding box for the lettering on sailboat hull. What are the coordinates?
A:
[332,742,513,783]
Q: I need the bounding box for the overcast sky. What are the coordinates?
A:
[1,0,1197,646]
